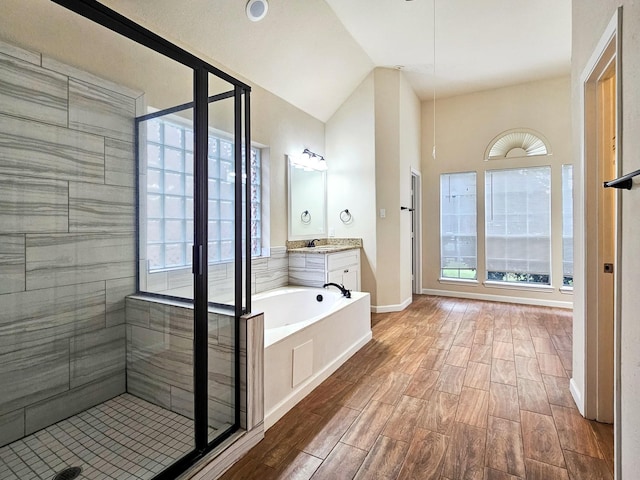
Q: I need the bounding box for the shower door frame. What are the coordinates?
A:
[50,1,253,479]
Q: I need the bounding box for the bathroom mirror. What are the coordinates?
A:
[287,155,327,239]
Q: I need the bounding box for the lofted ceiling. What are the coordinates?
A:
[101,0,571,122]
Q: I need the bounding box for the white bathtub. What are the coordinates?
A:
[254,286,372,429]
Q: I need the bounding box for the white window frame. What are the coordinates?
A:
[439,171,478,281]
[484,166,552,287]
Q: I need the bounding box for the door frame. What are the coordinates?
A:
[578,6,622,476]
[411,168,422,294]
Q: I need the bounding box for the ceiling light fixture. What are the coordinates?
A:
[246,0,268,22]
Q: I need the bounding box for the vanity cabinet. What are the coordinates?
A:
[326,249,360,291]
[288,248,361,291]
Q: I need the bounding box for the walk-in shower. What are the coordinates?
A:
[0,1,252,479]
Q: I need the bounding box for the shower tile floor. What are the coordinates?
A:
[0,393,213,480]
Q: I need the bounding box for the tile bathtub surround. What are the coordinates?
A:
[0,38,141,448]
[144,246,289,299]
[0,393,207,480]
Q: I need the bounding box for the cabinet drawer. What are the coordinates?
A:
[327,250,360,270]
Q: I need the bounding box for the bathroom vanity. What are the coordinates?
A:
[288,246,361,291]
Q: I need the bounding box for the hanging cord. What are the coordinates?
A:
[432,0,437,160]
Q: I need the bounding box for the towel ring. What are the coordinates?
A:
[340,209,353,224]
[301,210,311,224]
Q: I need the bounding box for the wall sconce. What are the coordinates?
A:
[293,148,327,171]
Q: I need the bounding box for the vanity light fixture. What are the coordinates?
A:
[293,148,327,171]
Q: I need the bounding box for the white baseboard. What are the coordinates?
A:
[263,331,372,430]
[421,288,573,309]
[570,377,585,416]
[371,296,413,313]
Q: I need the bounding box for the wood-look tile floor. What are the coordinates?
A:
[220,295,614,480]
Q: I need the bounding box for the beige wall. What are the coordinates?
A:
[373,68,422,309]
[399,73,423,300]
[374,69,402,307]
[326,73,377,303]
[573,2,640,475]
[326,69,421,310]
[421,76,572,307]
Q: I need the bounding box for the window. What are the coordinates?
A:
[485,128,551,159]
[440,172,477,280]
[145,116,261,271]
[562,165,573,287]
[485,166,551,285]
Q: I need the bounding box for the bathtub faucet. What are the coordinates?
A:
[323,282,351,298]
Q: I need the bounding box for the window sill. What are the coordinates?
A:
[483,280,554,293]
[559,286,574,295]
[439,278,479,286]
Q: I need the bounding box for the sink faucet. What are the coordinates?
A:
[323,282,351,298]
[307,238,320,247]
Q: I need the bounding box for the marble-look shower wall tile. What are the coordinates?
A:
[69,78,135,142]
[170,385,233,430]
[69,182,135,232]
[70,325,126,388]
[166,268,193,291]
[208,312,220,346]
[209,277,234,305]
[127,325,193,391]
[126,369,171,411]
[42,56,143,100]
[208,346,234,403]
[24,372,125,436]
[207,396,235,428]
[149,303,194,339]
[146,270,168,293]
[26,232,135,289]
[0,175,68,234]
[0,340,69,416]
[217,313,235,348]
[0,408,24,447]
[0,53,67,127]
[106,277,136,327]
[0,282,105,353]
[125,297,151,328]
[0,235,25,294]
[209,263,229,281]
[0,114,105,183]
[105,138,135,187]
[0,39,40,65]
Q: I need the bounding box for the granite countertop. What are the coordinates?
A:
[287,245,360,254]
[286,237,363,254]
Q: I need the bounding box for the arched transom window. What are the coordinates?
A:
[485,128,551,160]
